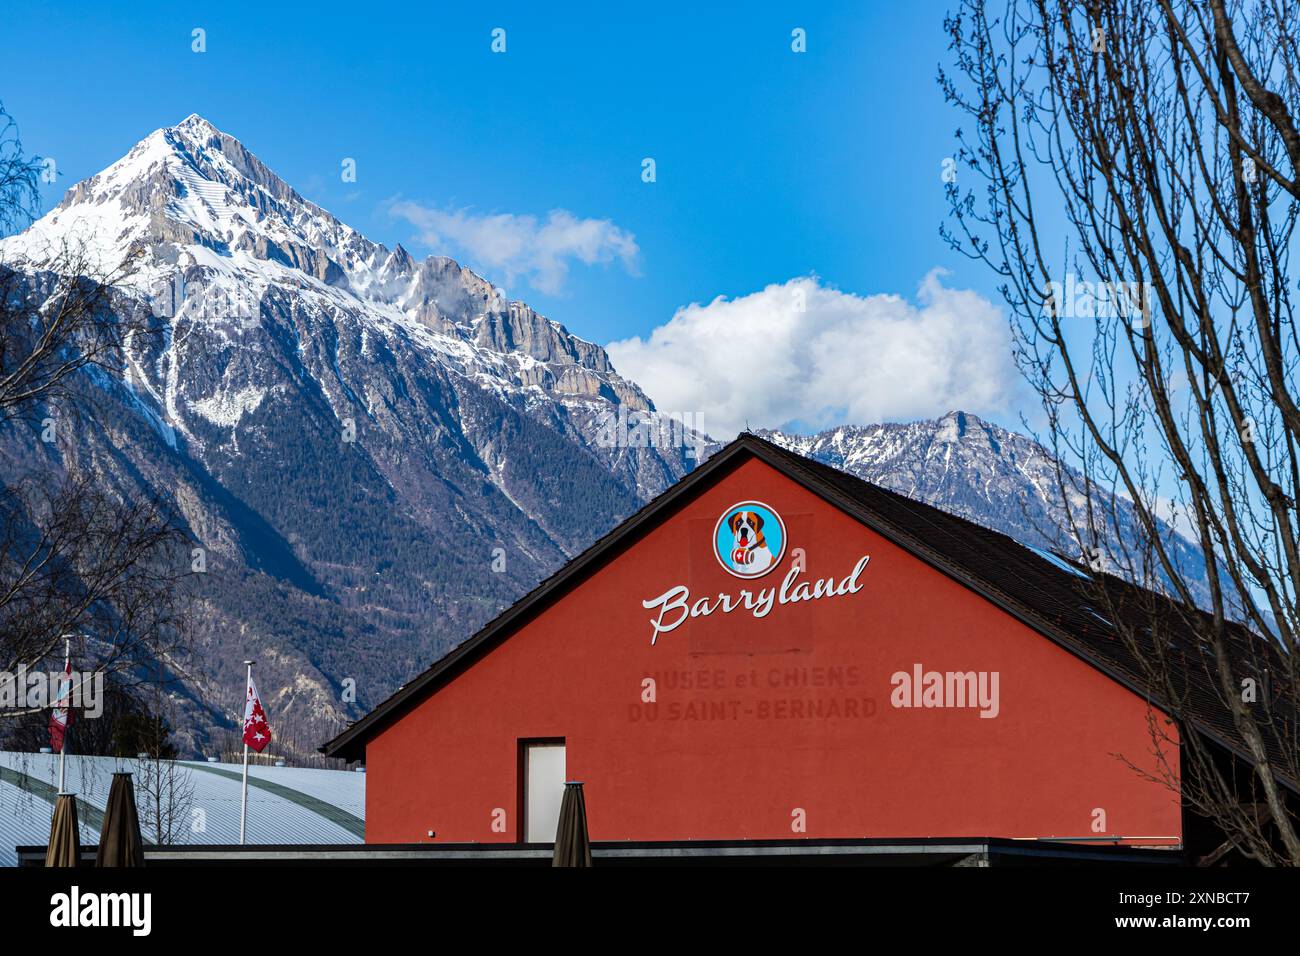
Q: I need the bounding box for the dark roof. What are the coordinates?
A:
[322,434,1294,788]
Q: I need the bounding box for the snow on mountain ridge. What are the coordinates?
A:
[0,114,624,394]
[760,411,1215,608]
[0,115,712,754]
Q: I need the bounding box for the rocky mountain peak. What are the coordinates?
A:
[173,112,223,138]
[0,115,710,754]
[761,412,1211,607]
[0,115,658,409]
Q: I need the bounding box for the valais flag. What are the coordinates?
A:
[49,657,73,753]
[242,676,272,753]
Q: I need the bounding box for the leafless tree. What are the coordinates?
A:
[0,475,190,714]
[131,713,196,846]
[0,105,41,238]
[0,247,146,428]
[0,101,192,736]
[942,0,1300,863]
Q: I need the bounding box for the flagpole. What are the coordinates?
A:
[58,636,70,793]
[239,659,253,845]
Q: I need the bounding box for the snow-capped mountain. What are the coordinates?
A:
[0,115,711,754]
[761,411,1213,607]
[0,115,1212,758]
[2,114,689,495]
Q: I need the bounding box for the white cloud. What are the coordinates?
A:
[390,201,639,295]
[606,271,1020,438]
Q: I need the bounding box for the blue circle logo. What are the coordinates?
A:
[713,501,786,579]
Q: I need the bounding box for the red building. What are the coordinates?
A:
[325,434,1274,861]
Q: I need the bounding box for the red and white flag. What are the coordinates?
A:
[242,675,272,753]
[49,657,73,753]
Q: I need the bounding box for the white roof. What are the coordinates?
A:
[0,751,364,866]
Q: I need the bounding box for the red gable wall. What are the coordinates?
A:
[364,456,1181,844]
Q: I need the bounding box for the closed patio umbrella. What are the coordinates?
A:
[552,781,592,867]
[45,793,81,867]
[96,772,145,867]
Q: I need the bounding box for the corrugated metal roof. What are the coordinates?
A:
[0,751,364,866]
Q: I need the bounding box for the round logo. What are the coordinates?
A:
[713,501,786,579]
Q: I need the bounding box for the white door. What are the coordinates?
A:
[524,742,566,842]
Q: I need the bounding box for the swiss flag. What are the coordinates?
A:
[242,676,272,753]
[49,657,74,753]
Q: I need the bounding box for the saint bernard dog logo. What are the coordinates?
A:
[714,501,786,578]
[640,499,871,645]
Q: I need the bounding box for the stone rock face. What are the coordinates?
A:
[761,411,1215,609]
[0,114,711,756]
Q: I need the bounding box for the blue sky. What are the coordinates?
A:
[1,1,1028,437]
